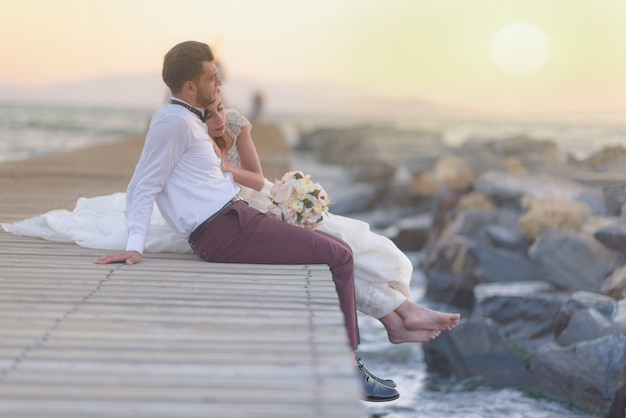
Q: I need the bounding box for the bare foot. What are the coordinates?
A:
[380,311,442,344]
[396,300,460,332]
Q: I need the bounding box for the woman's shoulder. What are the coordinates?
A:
[225,108,251,142]
[226,108,251,130]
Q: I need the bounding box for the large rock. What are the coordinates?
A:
[485,223,529,253]
[528,335,626,418]
[423,319,528,386]
[553,291,622,346]
[383,213,431,252]
[529,230,623,292]
[409,155,475,198]
[603,184,626,216]
[328,183,377,215]
[475,171,606,214]
[601,265,626,300]
[424,208,534,310]
[427,282,626,417]
[482,136,567,169]
[473,281,569,352]
[579,145,626,173]
[518,195,592,241]
[594,222,626,254]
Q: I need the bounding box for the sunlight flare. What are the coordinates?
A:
[490,22,550,78]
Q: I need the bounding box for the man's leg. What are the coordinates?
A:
[193,203,359,350]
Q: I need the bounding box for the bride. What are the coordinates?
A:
[2,94,459,345]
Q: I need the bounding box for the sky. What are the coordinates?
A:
[3,0,626,116]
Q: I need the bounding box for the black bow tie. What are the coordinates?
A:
[170,99,206,122]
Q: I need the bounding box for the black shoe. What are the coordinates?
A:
[355,355,396,389]
[357,362,400,402]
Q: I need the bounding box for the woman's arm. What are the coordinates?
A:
[221,125,266,191]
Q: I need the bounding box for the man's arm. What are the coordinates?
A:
[94,113,188,265]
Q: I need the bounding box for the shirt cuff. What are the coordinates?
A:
[126,234,146,254]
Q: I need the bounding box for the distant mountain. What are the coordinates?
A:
[0,73,166,109]
[0,73,470,120]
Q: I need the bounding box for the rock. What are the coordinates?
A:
[327,183,376,215]
[570,290,620,317]
[467,243,535,283]
[457,191,497,212]
[529,230,623,292]
[425,268,476,311]
[475,171,606,214]
[582,216,623,237]
[425,237,535,310]
[528,335,626,418]
[451,141,507,174]
[579,145,626,172]
[473,281,568,352]
[518,195,593,241]
[484,136,567,169]
[615,300,626,326]
[424,208,534,309]
[423,319,528,386]
[485,223,530,253]
[601,265,626,300]
[350,157,396,184]
[383,214,431,251]
[555,308,621,347]
[594,222,626,254]
[473,280,555,300]
[501,156,529,174]
[424,206,523,267]
[349,206,417,229]
[553,291,621,346]
[603,184,626,216]
[409,171,443,198]
[433,155,476,193]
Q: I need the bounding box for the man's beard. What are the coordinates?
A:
[196,89,215,109]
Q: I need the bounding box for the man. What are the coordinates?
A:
[93,40,398,402]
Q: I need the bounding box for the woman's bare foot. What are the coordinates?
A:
[380,311,442,344]
[396,300,460,332]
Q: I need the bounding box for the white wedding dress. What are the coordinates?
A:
[1,109,412,318]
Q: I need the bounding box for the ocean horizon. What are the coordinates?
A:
[1,99,626,165]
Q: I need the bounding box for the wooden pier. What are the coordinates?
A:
[0,125,365,417]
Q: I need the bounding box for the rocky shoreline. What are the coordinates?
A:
[296,124,626,418]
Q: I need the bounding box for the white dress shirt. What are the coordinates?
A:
[125,99,240,253]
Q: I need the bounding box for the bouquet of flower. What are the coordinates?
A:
[266,170,330,230]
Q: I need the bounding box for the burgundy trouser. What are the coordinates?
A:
[192,201,359,350]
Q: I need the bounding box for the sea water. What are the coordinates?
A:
[2,102,626,163]
[1,101,621,417]
[0,102,154,163]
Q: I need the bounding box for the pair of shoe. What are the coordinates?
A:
[355,356,399,402]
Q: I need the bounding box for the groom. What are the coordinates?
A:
[93,40,398,402]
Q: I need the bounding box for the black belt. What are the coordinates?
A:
[188,195,242,249]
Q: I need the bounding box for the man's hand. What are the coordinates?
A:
[93,251,142,265]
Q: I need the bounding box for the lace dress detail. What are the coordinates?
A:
[224,109,274,213]
[224,109,249,170]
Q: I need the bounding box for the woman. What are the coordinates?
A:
[205,95,459,344]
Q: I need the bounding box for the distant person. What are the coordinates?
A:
[89,40,399,402]
[249,89,264,121]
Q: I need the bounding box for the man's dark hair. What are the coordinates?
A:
[162,41,214,93]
